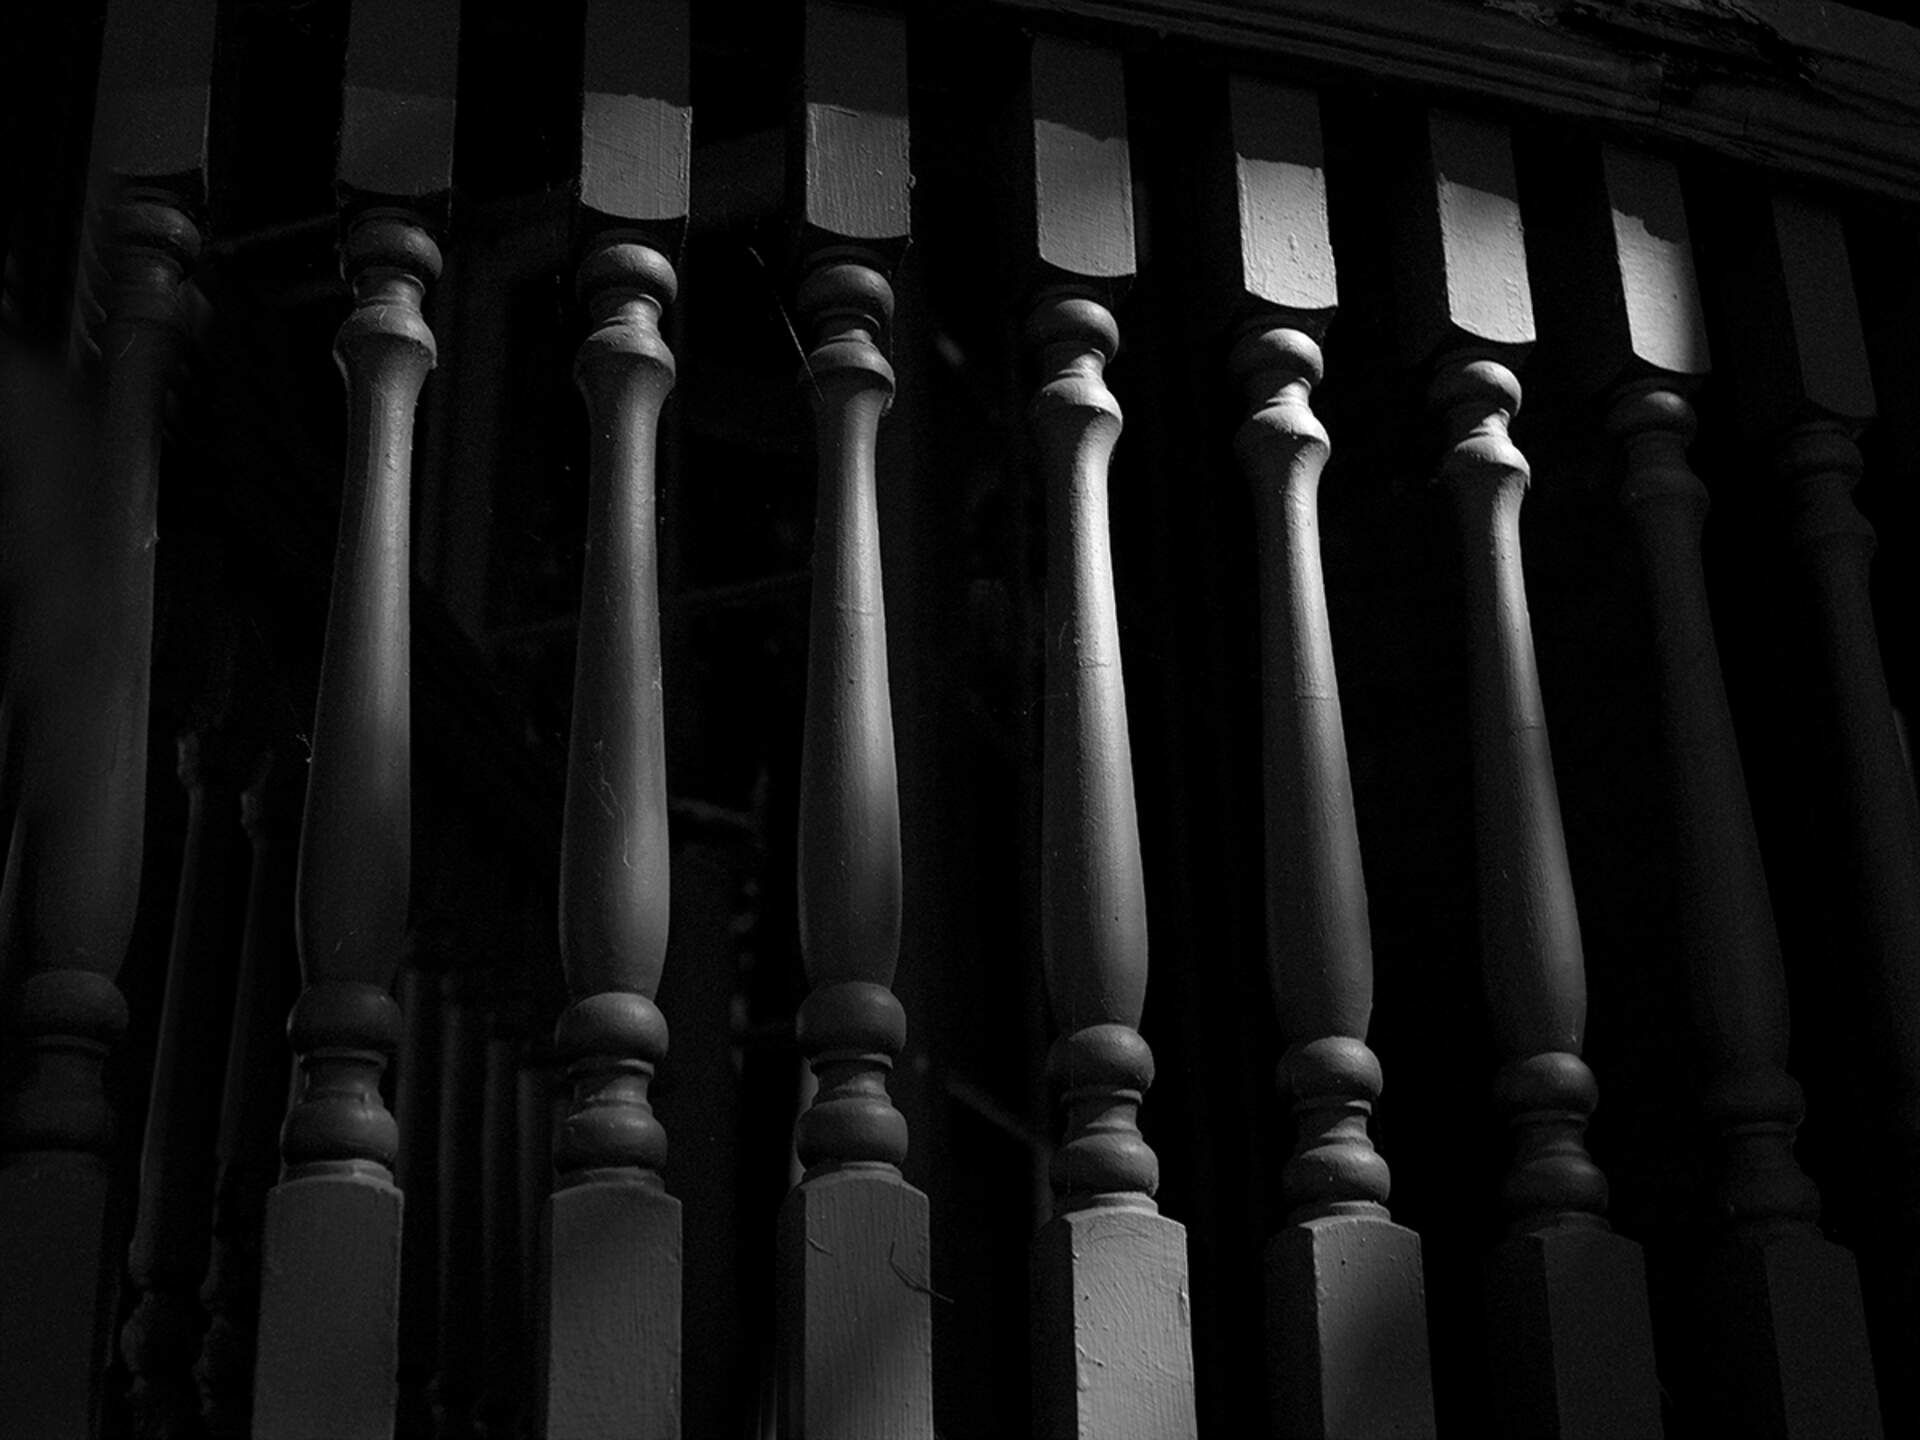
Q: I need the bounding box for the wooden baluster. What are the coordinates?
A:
[196,753,301,1440]
[0,0,208,1429]
[539,4,687,1434]
[121,730,243,1438]
[1704,182,1920,1426]
[251,4,457,1433]
[1011,37,1199,1439]
[1531,144,1883,1435]
[1389,109,1663,1438]
[1201,77,1436,1438]
[776,6,930,1436]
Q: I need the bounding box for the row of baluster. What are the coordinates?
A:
[4,1,1920,1437]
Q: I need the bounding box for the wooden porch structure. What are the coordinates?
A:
[4,0,1920,1435]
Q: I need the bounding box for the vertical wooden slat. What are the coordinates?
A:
[196,754,301,1440]
[1205,76,1436,1439]
[1390,108,1663,1439]
[120,731,242,1438]
[475,971,530,1439]
[0,1,208,1431]
[1537,142,1881,1436]
[1012,37,1199,1440]
[393,941,446,1440]
[250,4,456,1433]
[539,4,688,1435]
[432,958,489,1439]
[775,7,931,1437]
[1704,179,1920,1433]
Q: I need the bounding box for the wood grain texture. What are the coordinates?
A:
[91,0,216,185]
[1230,79,1336,319]
[1396,110,1533,358]
[542,1180,682,1440]
[580,0,691,226]
[1030,39,1135,281]
[338,0,461,199]
[1032,1205,1197,1440]
[799,3,910,244]
[777,1169,932,1439]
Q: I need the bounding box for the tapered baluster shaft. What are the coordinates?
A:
[1009,37,1197,1438]
[0,186,198,1437]
[1392,109,1661,1438]
[1515,141,1883,1434]
[1204,77,1434,1437]
[121,732,241,1438]
[771,9,931,1435]
[251,210,438,1440]
[542,239,680,1439]
[196,756,301,1440]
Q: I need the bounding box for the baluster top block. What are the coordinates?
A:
[1228,77,1336,324]
[337,0,461,203]
[91,0,217,189]
[1602,147,1709,380]
[579,0,691,229]
[1393,109,1534,359]
[1014,38,1134,284]
[795,2,910,249]
[1770,192,1876,423]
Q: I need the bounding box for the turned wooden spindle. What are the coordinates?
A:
[121,731,243,1439]
[0,193,199,1440]
[1393,108,1662,1438]
[775,7,932,1432]
[1013,36,1197,1439]
[0,5,210,1427]
[1208,74,1436,1439]
[1524,143,1883,1434]
[196,754,301,1440]
[250,211,440,1440]
[251,3,457,1428]
[540,6,687,1433]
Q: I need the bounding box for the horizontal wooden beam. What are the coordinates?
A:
[1000,0,1920,207]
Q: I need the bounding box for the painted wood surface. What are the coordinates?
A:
[337,0,460,203]
[121,732,241,1440]
[580,0,691,227]
[543,236,681,1440]
[251,209,440,1440]
[1212,75,1435,1440]
[1396,107,1660,1439]
[1528,140,1881,1435]
[778,9,931,1432]
[196,755,301,1440]
[0,188,198,1440]
[1701,179,1920,1435]
[1013,41,1196,1434]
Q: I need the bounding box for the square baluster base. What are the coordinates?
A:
[777,1165,932,1439]
[540,1174,681,1440]
[251,1169,402,1440]
[0,1153,118,1439]
[1484,1223,1663,1440]
[1267,1211,1436,1439]
[1032,1201,1198,1440]
[1697,1232,1882,1438]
